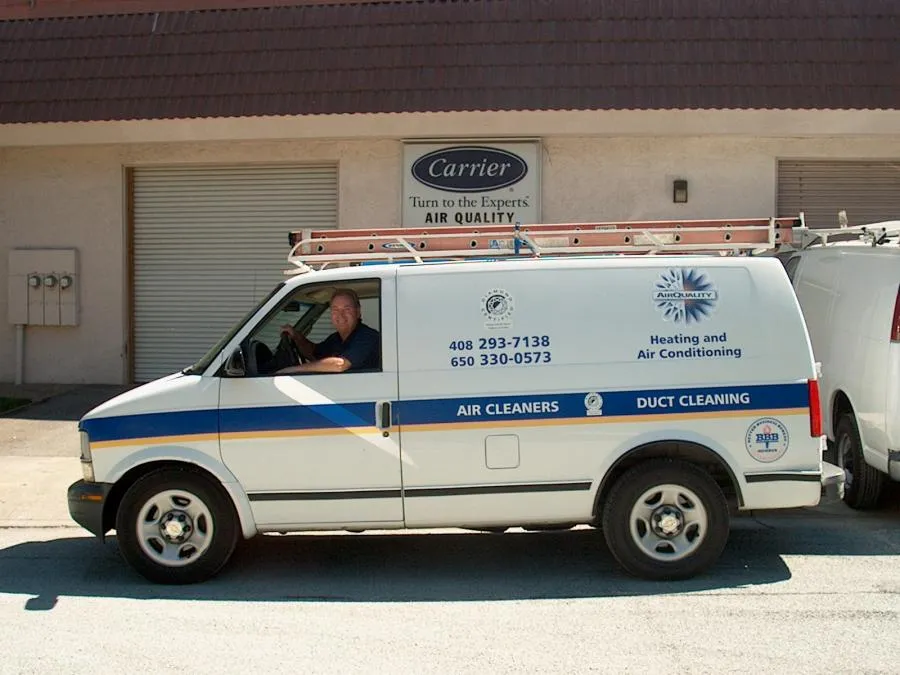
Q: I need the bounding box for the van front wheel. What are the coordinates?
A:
[115,468,239,584]
[602,460,729,580]
[836,414,885,510]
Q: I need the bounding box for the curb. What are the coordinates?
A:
[0,521,80,529]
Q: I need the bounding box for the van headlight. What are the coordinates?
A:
[80,431,95,482]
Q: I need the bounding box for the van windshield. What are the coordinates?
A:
[182,282,286,375]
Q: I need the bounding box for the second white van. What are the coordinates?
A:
[784,221,900,509]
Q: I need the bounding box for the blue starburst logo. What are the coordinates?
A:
[653,269,719,324]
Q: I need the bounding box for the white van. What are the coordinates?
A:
[783,221,900,509]
[67,219,841,584]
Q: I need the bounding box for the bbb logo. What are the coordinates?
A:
[745,417,790,463]
[755,429,781,448]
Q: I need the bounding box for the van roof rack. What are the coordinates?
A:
[794,214,900,249]
[285,215,805,273]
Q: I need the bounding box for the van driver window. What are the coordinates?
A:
[245,282,381,376]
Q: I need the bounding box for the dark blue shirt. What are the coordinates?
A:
[313,323,381,371]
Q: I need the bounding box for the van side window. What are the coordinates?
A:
[244,279,382,376]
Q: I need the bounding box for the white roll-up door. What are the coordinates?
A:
[132,163,338,383]
[777,160,900,229]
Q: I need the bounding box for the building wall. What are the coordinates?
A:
[2,129,899,384]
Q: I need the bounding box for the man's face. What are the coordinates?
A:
[330,295,360,335]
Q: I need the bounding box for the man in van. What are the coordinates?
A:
[276,288,380,374]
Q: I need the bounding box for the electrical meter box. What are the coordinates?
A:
[8,248,79,326]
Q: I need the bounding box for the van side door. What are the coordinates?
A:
[218,272,403,529]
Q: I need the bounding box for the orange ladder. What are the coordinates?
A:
[286,216,804,271]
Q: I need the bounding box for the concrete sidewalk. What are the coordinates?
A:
[0,384,132,529]
[0,456,81,528]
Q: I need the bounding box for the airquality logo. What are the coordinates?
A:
[653,269,719,324]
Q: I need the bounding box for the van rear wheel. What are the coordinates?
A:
[115,468,239,584]
[602,459,729,580]
[836,414,885,510]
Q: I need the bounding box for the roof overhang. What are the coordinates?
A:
[2,109,899,148]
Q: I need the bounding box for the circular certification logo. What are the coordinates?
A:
[745,417,790,463]
[481,288,514,328]
[584,392,604,416]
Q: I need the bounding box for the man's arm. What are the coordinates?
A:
[275,356,350,375]
[275,328,379,375]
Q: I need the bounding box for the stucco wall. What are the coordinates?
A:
[2,131,899,384]
[0,145,126,385]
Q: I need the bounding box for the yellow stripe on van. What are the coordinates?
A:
[90,432,219,450]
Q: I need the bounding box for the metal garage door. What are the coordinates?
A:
[132,163,338,383]
[777,160,900,229]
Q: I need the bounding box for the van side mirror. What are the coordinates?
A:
[224,348,246,377]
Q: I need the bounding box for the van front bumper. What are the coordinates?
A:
[67,480,113,537]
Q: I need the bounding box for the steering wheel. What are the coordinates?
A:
[277,332,306,366]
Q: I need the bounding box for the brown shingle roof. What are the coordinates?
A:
[1,0,898,124]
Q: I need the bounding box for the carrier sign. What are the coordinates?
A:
[411,146,527,193]
[402,141,540,227]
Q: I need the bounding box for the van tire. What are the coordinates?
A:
[602,459,729,581]
[836,414,885,510]
[115,468,239,584]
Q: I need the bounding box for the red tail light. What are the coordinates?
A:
[808,378,822,437]
[891,284,900,343]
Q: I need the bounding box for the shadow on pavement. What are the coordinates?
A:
[0,527,789,606]
[0,510,897,607]
[1,386,134,422]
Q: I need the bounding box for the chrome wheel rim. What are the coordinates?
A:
[135,489,214,568]
[628,483,708,562]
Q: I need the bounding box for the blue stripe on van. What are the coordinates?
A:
[82,402,376,442]
[81,409,219,443]
[397,383,809,425]
[219,402,375,433]
[81,382,808,445]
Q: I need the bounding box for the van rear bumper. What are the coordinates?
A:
[889,450,900,481]
[741,462,844,508]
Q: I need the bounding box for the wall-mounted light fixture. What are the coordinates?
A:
[673,179,688,203]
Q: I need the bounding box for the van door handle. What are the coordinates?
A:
[379,401,391,430]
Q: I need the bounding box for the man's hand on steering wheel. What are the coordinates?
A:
[278,327,306,365]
